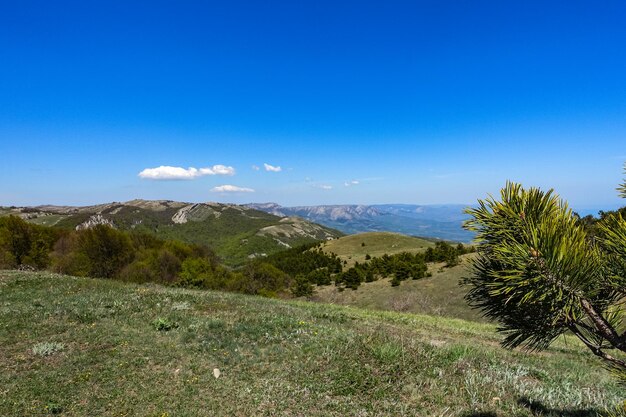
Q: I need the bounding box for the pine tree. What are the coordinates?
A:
[463,165,626,384]
[291,274,314,297]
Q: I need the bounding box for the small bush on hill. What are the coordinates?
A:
[231,262,291,296]
[152,317,177,332]
[32,341,65,357]
[76,225,133,278]
[0,216,59,269]
[307,268,332,285]
[262,243,342,277]
[292,274,315,297]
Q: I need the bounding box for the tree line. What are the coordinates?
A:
[257,240,472,296]
[333,241,473,291]
[0,215,470,299]
[0,217,287,296]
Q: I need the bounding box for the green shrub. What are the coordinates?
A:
[177,257,214,288]
[32,342,65,356]
[0,216,58,269]
[0,249,16,269]
[44,401,63,415]
[256,288,279,298]
[261,242,342,276]
[148,248,182,283]
[306,268,332,286]
[118,260,155,283]
[338,267,363,290]
[51,251,91,276]
[77,225,133,278]
[291,274,314,297]
[152,317,177,332]
[233,262,290,295]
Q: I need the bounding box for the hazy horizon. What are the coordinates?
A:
[2,198,619,219]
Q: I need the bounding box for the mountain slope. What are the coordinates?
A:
[314,234,478,321]
[320,231,435,267]
[246,203,475,242]
[0,270,621,416]
[311,255,484,322]
[1,200,342,265]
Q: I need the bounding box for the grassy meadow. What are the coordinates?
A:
[1,270,623,416]
[311,255,484,322]
[321,232,435,267]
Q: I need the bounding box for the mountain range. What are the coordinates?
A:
[0,200,342,265]
[1,200,474,266]
[245,203,475,242]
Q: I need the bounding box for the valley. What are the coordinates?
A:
[246,203,475,242]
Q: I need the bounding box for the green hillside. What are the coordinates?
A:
[321,231,435,267]
[1,270,622,416]
[311,255,484,322]
[0,201,343,266]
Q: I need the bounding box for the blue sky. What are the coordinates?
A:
[1,1,625,212]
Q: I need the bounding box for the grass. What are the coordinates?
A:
[311,255,484,322]
[321,231,435,267]
[0,270,623,416]
[24,214,68,227]
[0,210,68,227]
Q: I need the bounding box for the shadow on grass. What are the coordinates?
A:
[459,398,608,417]
[460,413,498,417]
[518,397,605,417]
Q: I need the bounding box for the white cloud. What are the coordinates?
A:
[313,184,333,190]
[138,165,235,180]
[263,163,282,172]
[251,165,260,171]
[344,180,360,187]
[211,185,255,193]
[207,165,236,175]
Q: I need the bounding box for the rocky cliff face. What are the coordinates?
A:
[75,214,115,230]
[245,203,381,221]
[171,203,222,224]
[255,216,338,248]
[289,205,381,221]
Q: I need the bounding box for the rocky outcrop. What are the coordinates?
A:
[256,216,338,241]
[246,203,381,221]
[291,205,381,221]
[172,203,222,224]
[172,204,197,224]
[75,214,115,230]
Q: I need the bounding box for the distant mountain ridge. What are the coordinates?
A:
[1,200,475,262]
[245,203,475,242]
[0,200,342,265]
